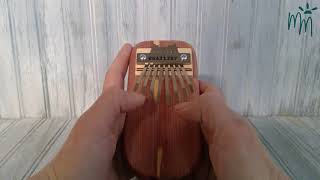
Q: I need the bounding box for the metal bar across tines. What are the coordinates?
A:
[134,64,149,91]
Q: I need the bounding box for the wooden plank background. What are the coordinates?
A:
[1,0,320,118]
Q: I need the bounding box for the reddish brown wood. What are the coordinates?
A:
[124,40,202,178]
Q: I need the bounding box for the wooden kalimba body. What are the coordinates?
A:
[124,40,203,179]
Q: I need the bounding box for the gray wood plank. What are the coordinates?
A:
[171,0,199,47]
[198,0,227,86]
[271,0,305,115]
[33,0,72,117]
[300,116,320,135]
[61,0,98,117]
[0,120,15,135]
[135,0,171,41]
[246,0,280,116]
[276,117,320,151]
[221,0,254,114]
[0,0,21,118]
[250,116,320,180]
[0,118,70,180]
[6,0,46,118]
[32,118,78,175]
[294,1,320,116]
[0,118,43,166]
[91,0,120,93]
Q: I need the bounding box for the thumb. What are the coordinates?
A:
[175,98,201,122]
[119,91,146,113]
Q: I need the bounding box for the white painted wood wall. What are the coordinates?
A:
[1,0,320,118]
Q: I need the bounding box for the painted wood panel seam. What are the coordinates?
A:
[0,118,45,167]
[22,118,73,179]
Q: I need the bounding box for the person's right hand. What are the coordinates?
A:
[175,80,289,180]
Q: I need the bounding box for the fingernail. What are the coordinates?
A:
[123,43,133,50]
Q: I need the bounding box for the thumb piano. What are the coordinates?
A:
[124,40,203,179]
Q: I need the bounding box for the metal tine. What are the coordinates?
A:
[134,63,148,92]
[170,65,180,103]
[150,65,158,100]
[155,65,162,102]
[180,65,194,93]
[175,65,189,99]
[164,65,170,105]
[142,64,152,94]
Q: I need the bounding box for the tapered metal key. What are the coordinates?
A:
[170,65,180,103]
[134,64,148,91]
[164,66,170,105]
[150,65,158,100]
[155,65,163,102]
[180,65,194,93]
[175,65,189,99]
[142,64,152,94]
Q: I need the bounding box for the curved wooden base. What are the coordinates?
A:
[123,40,203,178]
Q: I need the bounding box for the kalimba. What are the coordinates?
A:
[124,40,203,179]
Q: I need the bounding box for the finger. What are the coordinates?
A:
[199,80,219,94]
[175,100,201,122]
[119,91,146,113]
[104,43,133,90]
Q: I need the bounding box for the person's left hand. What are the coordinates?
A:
[30,44,145,180]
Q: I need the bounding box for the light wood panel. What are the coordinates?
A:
[0,118,70,179]
[0,0,320,118]
[0,0,21,118]
[6,0,46,118]
[198,0,227,86]
[0,120,15,135]
[294,1,320,116]
[272,0,305,116]
[33,0,72,117]
[32,118,78,174]
[61,0,98,117]
[246,0,280,116]
[135,0,171,41]
[250,116,320,180]
[171,0,199,48]
[221,0,253,114]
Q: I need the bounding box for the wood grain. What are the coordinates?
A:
[294,0,320,116]
[246,0,280,116]
[271,0,305,116]
[0,0,21,118]
[250,116,320,179]
[32,118,78,175]
[61,0,98,117]
[1,0,320,117]
[5,0,46,118]
[0,118,70,179]
[34,0,71,117]
[221,0,253,114]
[198,0,227,86]
[0,118,43,166]
[124,41,202,178]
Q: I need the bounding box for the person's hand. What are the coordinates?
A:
[30,44,145,180]
[175,81,289,180]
